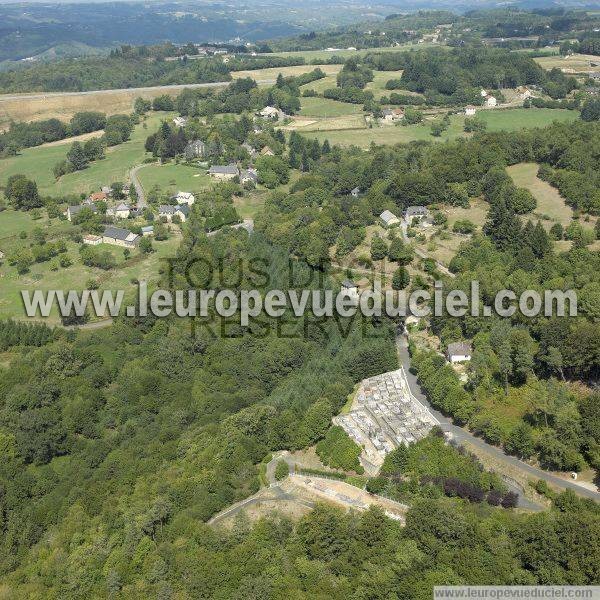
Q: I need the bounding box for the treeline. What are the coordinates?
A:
[0,111,106,157]
[0,319,55,351]
[0,54,231,93]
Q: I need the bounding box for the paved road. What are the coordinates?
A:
[396,332,600,503]
[0,79,276,103]
[206,219,254,237]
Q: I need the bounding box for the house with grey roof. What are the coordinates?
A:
[66,203,99,222]
[184,140,207,160]
[208,164,239,180]
[446,342,472,363]
[240,168,258,185]
[404,206,431,223]
[380,210,401,227]
[158,205,190,223]
[102,226,139,248]
[350,187,361,197]
[106,203,131,219]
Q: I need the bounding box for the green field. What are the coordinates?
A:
[300,74,338,94]
[137,162,212,196]
[507,162,574,228]
[302,108,579,148]
[365,70,404,99]
[0,209,181,322]
[269,42,439,62]
[299,96,365,118]
[0,112,173,197]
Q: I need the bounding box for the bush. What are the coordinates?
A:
[274,460,289,481]
[316,426,364,473]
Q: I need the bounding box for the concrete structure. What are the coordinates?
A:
[380,210,401,227]
[82,234,102,246]
[102,226,139,248]
[447,341,472,363]
[334,369,438,472]
[208,164,239,180]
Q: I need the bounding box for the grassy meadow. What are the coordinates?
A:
[0,112,173,197]
[136,162,212,197]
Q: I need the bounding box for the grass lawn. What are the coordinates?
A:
[444,197,489,229]
[365,70,403,99]
[0,209,47,240]
[299,96,365,118]
[233,191,267,219]
[137,162,212,196]
[477,108,578,131]
[300,74,338,94]
[507,162,574,228]
[0,229,181,322]
[0,112,173,197]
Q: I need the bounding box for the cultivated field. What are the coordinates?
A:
[365,70,404,99]
[231,64,341,81]
[0,112,173,197]
[299,96,364,118]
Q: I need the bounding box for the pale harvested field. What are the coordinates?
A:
[292,114,366,131]
[507,162,574,228]
[0,87,184,130]
[445,197,489,229]
[534,53,600,73]
[231,64,342,80]
[37,130,105,148]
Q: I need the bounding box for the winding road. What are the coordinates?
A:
[396,331,600,503]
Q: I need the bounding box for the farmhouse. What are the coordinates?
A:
[171,191,195,206]
[260,146,275,157]
[82,234,102,246]
[240,168,258,185]
[67,203,99,222]
[158,205,190,223]
[350,187,361,197]
[404,206,431,222]
[382,108,404,122]
[102,226,139,248]
[87,192,108,203]
[173,116,188,128]
[465,106,477,116]
[241,142,258,158]
[380,210,401,227]
[259,106,285,120]
[141,226,154,237]
[184,140,207,160]
[341,279,359,301]
[484,95,497,107]
[208,165,239,180]
[107,203,131,219]
[447,342,472,364]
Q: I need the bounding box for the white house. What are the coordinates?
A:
[107,203,131,219]
[447,342,472,363]
[465,106,477,116]
[141,226,154,237]
[259,106,285,120]
[380,210,401,227]
[480,89,488,97]
[173,116,188,127]
[158,205,190,223]
[350,187,361,197]
[240,168,258,185]
[485,95,497,107]
[172,191,195,206]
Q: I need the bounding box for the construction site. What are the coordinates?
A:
[333,367,439,474]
